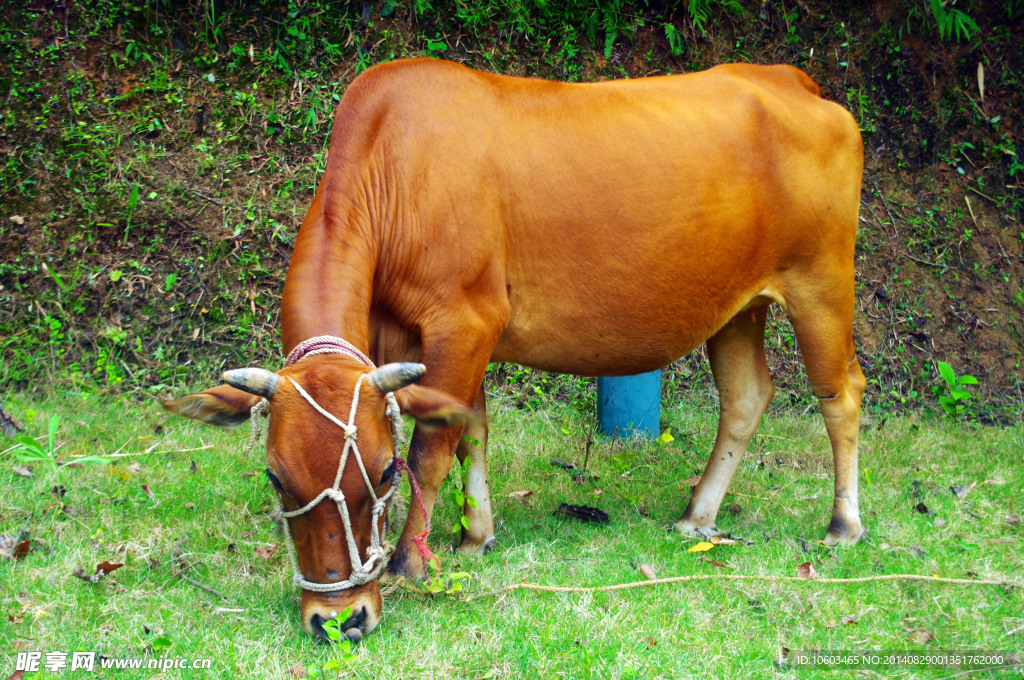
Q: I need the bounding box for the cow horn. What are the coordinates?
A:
[223,368,280,398]
[366,362,426,394]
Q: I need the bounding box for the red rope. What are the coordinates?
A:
[394,457,442,582]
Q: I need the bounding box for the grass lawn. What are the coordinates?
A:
[2,391,1022,678]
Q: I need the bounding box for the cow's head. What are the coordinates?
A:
[163,355,471,638]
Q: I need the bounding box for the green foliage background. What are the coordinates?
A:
[1,0,1022,421]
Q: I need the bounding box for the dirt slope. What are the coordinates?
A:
[0,1,1021,421]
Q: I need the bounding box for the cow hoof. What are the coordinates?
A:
[823,518,865,546]
[674,518,719,540]
[458,536,496,556]
[385,549,427,580]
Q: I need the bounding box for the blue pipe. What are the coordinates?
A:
[596,370,661,438]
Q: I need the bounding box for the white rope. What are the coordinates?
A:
[248,340,405,593]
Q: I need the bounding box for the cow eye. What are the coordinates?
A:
[266,467,284,491]
[378,461,396,487]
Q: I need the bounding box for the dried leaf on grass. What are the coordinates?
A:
[710,535,738,546]
[682,475,702,487]
[687,541,714,553]
[286,663,305,678]
[797,561,819,579]
[254,545,279,559]
[12,466,34,478]
[73,560,124,583]
[703,556,735,569]
[639,564,656,580]
[507,490,532,500]
[909,628,935,644]
[0,536,31,560]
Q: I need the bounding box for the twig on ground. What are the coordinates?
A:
[169,532,224,599]
[467,573,1021,601]
[189,189,223,206]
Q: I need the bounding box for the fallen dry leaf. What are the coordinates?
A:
[13,539,31,560]
[96,560,124,575]
[286,663,305,678]
[981,479,1006,486]
[646,636,657,649]
[683,475,702,487]
[507,490,532,499]
[9,214,25,225]
[703,555,735,569]
[639,564,656,580]
[254,545,278,559]
[797,561,819,579]
[725,503,742,514]
[825,618,837,629]
[73,560,123,583]
[142,484,156,502]
[710,536,738,546]
[909,628,935,644]
[127,462,142,473]
[841,614,858,626]
[12,466,34,478]
[591,488,603,497]
[1006,514,1020,526]
[687,541,714,553]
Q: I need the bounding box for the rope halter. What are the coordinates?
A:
[247,336,410,593]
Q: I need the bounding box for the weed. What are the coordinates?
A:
[927,0,979,42]
[4,414,108,477]
[306,605,357,677]
[931,360,978,419]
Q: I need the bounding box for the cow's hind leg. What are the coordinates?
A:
[455,384,496,555]
[676,305,773,538]
[786,285,866,545]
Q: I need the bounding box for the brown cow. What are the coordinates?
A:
[165,58,865,637]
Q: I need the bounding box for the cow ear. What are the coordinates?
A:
[394,384,474,430]
[163,385,263,427]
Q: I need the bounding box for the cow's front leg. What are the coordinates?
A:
[387,330,496,580]
[456,384,495,555]
[388,424,466,580]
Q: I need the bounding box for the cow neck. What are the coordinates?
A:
[280,191,377,357]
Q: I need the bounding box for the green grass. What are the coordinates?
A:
[1,393,1022,678]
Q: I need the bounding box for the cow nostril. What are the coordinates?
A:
[310,608,367,642]
[341,606,367,633]
[310,613,328,639]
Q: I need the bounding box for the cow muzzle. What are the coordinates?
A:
[302,584,382,640]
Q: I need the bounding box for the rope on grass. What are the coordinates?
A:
[463,573,1021,601]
